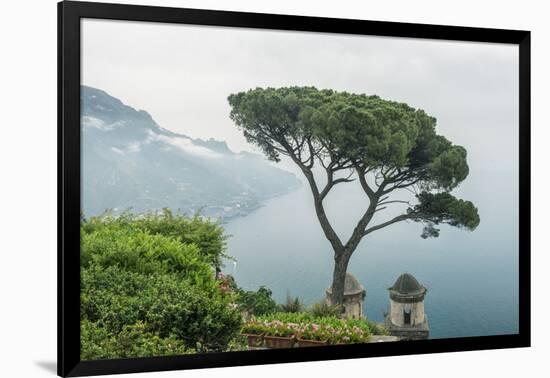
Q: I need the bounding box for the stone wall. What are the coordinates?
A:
[343,298,363,319]
[389,298,425,326]
[384,314,430,340]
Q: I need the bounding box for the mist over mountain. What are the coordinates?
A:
[81,85,301,218]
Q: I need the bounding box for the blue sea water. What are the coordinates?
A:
[222,169,519,339]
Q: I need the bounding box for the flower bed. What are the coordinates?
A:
[241,321,267,347]
[242,319,296,348]
[241,312,382,348]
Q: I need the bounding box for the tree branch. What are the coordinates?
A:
[284,146,345,253]
[320,176,354,201]
[355,165,376,199]
[363,214,410,236]
[319,163,354,201]
[382,177,422,194]
[344,202,378,253]
[378,199,411,206]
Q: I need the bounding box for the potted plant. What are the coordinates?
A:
[329,324,370,345]
[241,321,267,348]
[263,321,296,349]
[296,323,329,347]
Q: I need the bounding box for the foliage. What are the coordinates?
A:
[244,319,296,337]
[81,320,191,360]
[225,334,248,351]
[279,294,305,313]
[298,322,369,344]
[241,321,269,335]
[255,312,386,335]
[81,264,242,352]
[235,285,279,316]
[264,320,297,337]
[362,319,389,336]
[80,213,242,358]
[81,225,213,285]
[219,274,278,316]
[297,323,333,342]
[244,312,383,344]
[82,209,229,269]
[308,301,343,317]
[228,87,469,188]
[411,192,481,238]
[228,86,479,240]
[258,311,316,324]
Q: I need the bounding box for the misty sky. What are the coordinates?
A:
[81,19,518,174]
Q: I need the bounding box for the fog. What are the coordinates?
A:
[82,19,518,174]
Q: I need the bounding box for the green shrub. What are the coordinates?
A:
[81,263,242,353]
[80,212,243,358]
[359,319,389,336]
[81,225,212,286]
[81,320,191,360]
[225,334,248,351]
[236,286,279,316]
[257,312,315,324]
[279,294,305,313]
[82,209,229,269]
[309,301,343,317]
[241,321,269,335]
[253,320,296,337]
[298,323,332,342]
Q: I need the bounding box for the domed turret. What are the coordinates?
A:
[326,273,366,319]
[389,273,427,302]
[384,273,429,340]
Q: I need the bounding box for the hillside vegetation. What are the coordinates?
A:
[80,210,242,359]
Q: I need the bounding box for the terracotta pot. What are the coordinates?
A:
[296,338,329,347]
[241,333,264,347]
[264,335,295,349]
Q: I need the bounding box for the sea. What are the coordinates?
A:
[222,169,519,339]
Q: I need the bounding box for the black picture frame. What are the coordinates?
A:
[58,1,531,376]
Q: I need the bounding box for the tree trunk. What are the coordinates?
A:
[329,252,351,306]
[287,157,371,308]
[328,200,378,307]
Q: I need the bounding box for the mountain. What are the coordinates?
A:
[80,86,301,218]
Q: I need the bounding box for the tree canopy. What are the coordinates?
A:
[228,87,479,243]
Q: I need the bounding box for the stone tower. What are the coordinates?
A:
[384,273,429,340]
[326,272,366,319]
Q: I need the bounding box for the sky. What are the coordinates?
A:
[81,18,518,174]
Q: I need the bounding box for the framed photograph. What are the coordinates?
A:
[58,1,530,376]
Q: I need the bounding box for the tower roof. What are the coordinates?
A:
[389,273,426,296]
[326,272,365,296]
